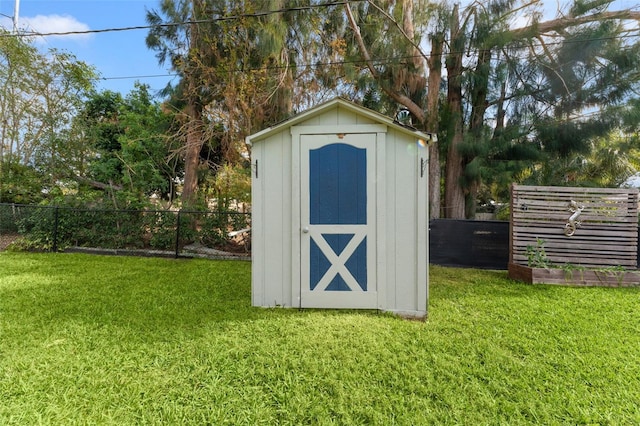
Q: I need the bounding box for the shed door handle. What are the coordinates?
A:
[302,227,309,233]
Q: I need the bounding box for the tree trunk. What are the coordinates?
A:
[494,80,507,136]
[180,1,205,209]
[465,48,491,219]
[444,115,465,218]
[427,33,444,219]
[470,49,490,135]
[181,104,203,208]
[444,6,466,219]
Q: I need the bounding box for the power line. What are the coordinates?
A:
[96,32,640,86]
[1,0,636,45]
[102,73,177,82]
[0,0,366,39]
[2,0,638,91]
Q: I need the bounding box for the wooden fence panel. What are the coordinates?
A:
[510,185,639,269]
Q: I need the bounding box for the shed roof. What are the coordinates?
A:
[246,97,436,145]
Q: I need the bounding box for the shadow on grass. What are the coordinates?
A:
[1,253,388,342]
[0,253,295,337]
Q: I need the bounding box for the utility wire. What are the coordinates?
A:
[1,0,637,89]
[98,32,640,85]
[0,0,366,38]
[0,0,636,46]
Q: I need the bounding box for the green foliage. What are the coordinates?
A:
[205,163,251,210]
[118,84,176,196]
[198,212,228,248]
[569,0,612,18]
[145,211,178,250]
[523,130,638,188]
[0,31,97,194]
[14,207,57,250]
[525,238,550,268]
[511,6,640,193]
[145,0,316,207]
[0,162,46,204]
[15,205,148,251]
[72,84,178,204]
[1,258,640,423]
[198,211,250,249]
[4,202,249,253]
[495,204,511,221]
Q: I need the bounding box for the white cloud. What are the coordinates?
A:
[21,14,93,44]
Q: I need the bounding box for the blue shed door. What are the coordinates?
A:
[300,134,377,309]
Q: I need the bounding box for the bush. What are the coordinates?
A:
[1,202,250,253]
[146,211,178,250]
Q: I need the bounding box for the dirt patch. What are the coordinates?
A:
[0,233,20,251]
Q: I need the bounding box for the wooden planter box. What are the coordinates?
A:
[508,263,640,287]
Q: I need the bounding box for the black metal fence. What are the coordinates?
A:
[1,208,508,267]
[0,203,251,258]
[6,207,632,270]
[429,219,640,270]
[429,219,510,270]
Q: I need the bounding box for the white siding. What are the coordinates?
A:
[252,130,293,307]
[383,129,428,316]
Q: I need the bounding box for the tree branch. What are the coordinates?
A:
[343,2,425,122]
[75,176,123,191]
[510,10,640,39]
[365,0,431,69]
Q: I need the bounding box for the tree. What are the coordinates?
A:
[145,0,324,207]
[146,0,209,208]
[118,84,179,200]
[502,2,640,191]
[342,0,640,218]
[340,1,443,215]
[0,30,97,201]
[69,85,178,207]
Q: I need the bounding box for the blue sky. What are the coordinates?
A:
[0,0,174,95]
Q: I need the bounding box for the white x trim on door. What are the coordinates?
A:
[309,227,367,292]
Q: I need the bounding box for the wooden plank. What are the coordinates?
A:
[513,184,639,195]
[512,251,636,261]
[512,250,637,260]
[513,233,637,241]
[510,184,638,269]
[513,235,638,244]
[512,255,636,268]
[512,229,638,237]
[513,231,637,241]
[513,206,636,214]
[513,196,638,204]
[511,252,637,262]
[512,213,637,222]
[514,251,635,265]
[513,197,637,204]
[507,263,532,282]
[514,230,638,238]
[509,263,640,287]
[513,248,637,256]
[513,234,637,244]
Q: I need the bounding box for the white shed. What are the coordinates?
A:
[247,98,436,319]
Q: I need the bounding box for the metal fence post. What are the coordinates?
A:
[52,206,59,252]
[175,210,181,258]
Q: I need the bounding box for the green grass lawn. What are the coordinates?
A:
[1,252,639,425]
